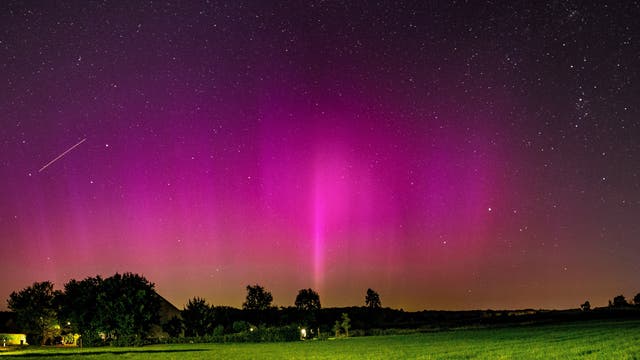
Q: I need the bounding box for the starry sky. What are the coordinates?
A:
[1,1,639,311]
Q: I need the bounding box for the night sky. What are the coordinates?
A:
[1,1,639,311]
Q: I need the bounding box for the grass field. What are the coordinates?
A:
[1,319,639,359]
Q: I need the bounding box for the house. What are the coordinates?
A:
[0,333,28,346]
[0,312,27,346]
[149,295,182,339]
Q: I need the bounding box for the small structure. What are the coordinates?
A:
[0,333,28,346]
[150,295,182,339]
[0,312,27,346]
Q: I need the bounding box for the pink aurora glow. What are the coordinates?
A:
[2,1,639,312]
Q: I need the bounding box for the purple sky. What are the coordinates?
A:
[1,1,640,311]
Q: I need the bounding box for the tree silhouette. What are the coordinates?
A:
[365,288,382,309]
[181,297,214,337]
[295,288,321,311]
[332,313,351,337]
[580,300,590,311]
[93,273,160,343]
[58,273,159,345]
[59,276,104,345]
[162,316,183,338]
[634,293,640,306]
[341,313,350,337]
[7,281,61,345]
[612,294,628,307]
[242,284,273,311]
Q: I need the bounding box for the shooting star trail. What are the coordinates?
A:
[38,138,87,172]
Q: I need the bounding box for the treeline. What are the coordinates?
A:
[6,273,640,347]
[5,274,383,346]
[161,285,375,343]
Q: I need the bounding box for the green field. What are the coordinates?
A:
[1,320,639,359]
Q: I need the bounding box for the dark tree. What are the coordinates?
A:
[612,295,628,307]
[162,316,183,338]
[341,312,351,337]
[580,300,591,311]
[59,276,104,342]
[332,319,341,337]
[7,281,61,345]
[181,297,214,337]
[211,306,240,330]
[294,288,321,311]
[94,273,160,341]
[365,288,382,309]
[332,313,351,337]
[242,284,273,311]
[634,293,640,306]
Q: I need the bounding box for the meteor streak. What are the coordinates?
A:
[38,138,87,172]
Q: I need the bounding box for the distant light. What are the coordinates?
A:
[488,207,492,212]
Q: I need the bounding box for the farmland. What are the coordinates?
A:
[1,319,639,359]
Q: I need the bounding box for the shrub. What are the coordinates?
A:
[232,321,250,333]
[150,325,301,344]
[110,335,145,347]
[213,325,225,336]
[258,325,300,342]
[78,332,104,347]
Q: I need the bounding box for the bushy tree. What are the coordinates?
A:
[7,281,61,345]
[634,293,640,306]
[58,273,160,345]
[182,297,214,337]
[365,288,381,309]
[242,284,273,311]
[59,276,104,342]
[612,295,628,307]
[580,300,591,311]
[162,316,183,338]
[95,273,160,341]
[294,289,321,311]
